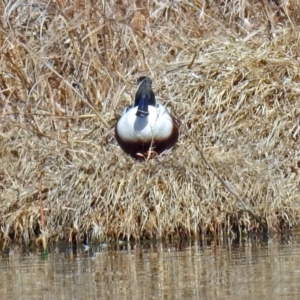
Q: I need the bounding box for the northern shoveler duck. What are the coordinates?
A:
[115,76,179,159]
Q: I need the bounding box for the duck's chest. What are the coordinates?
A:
[117,105,173,142]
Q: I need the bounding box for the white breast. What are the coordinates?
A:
[117,104,174,142]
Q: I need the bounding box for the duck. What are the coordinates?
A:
[115,76,179,159]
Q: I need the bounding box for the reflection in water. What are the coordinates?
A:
[0,236,300,299]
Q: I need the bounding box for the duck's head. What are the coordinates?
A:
[134,76,156,118]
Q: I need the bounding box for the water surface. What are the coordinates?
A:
[1,235,300,299]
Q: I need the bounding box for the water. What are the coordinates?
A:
[1,235,300,300]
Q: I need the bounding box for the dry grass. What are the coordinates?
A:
[1,0,300,245]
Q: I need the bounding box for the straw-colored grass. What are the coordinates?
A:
[1,0,300,244]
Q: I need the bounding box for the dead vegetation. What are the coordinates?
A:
[1,0,300,245]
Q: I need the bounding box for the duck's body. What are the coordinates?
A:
[115,77,179,158]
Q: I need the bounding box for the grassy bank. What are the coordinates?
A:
[1,0,300,245]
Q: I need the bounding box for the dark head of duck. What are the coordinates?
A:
[115,76,179,159]
[135,76,156,118]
